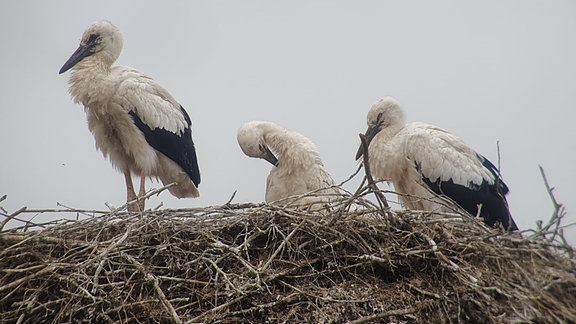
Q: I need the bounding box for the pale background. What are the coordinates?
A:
[1,1,574,242]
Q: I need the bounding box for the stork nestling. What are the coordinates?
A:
[59,20,200,212]
[237,121,337,206]
[356,96,518,231]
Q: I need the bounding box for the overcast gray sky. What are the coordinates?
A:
[1,1,575,242]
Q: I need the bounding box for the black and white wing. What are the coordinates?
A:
[117,70,201,187]
[404,122,516,230]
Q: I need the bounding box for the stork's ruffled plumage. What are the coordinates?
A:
[237,121,337,206]
[357,96,517,230]
[59,20,200,211]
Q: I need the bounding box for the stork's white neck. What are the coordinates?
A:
[264,129,323,169]
[68,56,114,107]
[379,124,404,141]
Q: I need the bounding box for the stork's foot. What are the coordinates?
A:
[126,201,144,212]
[137,197,145,212]
[127,200,143,212]
[124,171,146,212]
[136,172,146,212]
[126,192,144,212]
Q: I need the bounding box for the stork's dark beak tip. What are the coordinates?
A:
[356,132,368,160]
[263,147,279,167]
[355,148,364,161]
[59,43,94,75]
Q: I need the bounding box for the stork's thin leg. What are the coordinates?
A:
[138,171,146,211]
[124,171,140,212]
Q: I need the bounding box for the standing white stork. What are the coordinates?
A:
[59,20,200,212]
[356,97,517,230]
[237,121,337,206]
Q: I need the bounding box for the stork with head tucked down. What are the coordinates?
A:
[356,97,517,230]
[59,20,200,212]
[237,121,337,206]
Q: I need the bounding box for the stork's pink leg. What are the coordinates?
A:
[137,172,146,211]
[124,171,140,212]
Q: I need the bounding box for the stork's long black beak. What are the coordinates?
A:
[59,35,98,74]
[355,125,381,160]
[262,147,279,167]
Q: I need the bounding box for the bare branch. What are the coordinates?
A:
[358,133,389,210]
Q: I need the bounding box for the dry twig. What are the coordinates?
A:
[358,133,389,211]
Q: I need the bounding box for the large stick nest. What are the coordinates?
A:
[1,191,575,323]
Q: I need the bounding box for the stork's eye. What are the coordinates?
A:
[84,34,100,48]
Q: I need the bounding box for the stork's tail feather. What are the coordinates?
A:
[156,154,200,198]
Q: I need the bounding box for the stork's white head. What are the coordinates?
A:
[59,20,123,74]
[366,96,405,130]
[356,96,405,160]
[237,121,279,166]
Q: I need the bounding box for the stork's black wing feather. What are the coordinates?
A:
[417,155,517,231]
[129,106,201,187]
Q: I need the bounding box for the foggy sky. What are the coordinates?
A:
[1,1,575,242]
